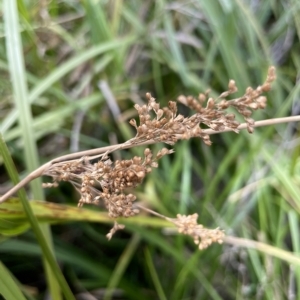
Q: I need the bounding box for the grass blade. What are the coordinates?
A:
[145,247,167,300]
[0,261,27,300]
[3,0,63,298]
[1,36,135,133]
[0,135,75,299]
[104,234,141,300]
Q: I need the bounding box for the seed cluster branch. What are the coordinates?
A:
[43,148,174,237]
[129,66,275,146]
[1,67,284,247]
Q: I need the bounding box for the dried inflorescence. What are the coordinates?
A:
[168,213,225,250]
[106,221,125,241]
[130,93,212,145]
[42,67,276,246]
[130,66,276,145]
[43,148,174,236]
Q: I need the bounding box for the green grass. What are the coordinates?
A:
[1,0,300,299]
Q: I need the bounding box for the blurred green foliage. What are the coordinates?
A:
[1,0,300,299]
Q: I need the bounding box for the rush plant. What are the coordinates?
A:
[1,66,283,250]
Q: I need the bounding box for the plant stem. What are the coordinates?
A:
[1,115,299,203]
[223,236,300,266]
[204,115,300,135]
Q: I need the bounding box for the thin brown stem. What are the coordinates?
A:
[137,204,171,220]
[203,115,300,135]
[0,115,299,204]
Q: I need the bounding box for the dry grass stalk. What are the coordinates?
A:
[1,67,281,248]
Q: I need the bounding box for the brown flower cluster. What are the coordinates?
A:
[130,93,212,145]
[169,213,225,250]
[42,66,276,246]
[43,148,173,235]
[217,66,276,133]
[130,66,276,145]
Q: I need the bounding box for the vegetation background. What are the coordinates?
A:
[1,0,300,299]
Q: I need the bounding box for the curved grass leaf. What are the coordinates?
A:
[0,261,27,300]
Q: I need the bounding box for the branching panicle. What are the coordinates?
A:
[41,67,276,244]
[43,148,174,236]
[129,66,276,146]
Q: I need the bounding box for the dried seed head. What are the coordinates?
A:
[228,80,237,93]
[218,100,229,109]
[129,119,137,128]
[249,103,258,110]
[246,118,255,125]
[168,101,177,115]
[247,125,254,134]
[225,113,235,120]
[106,221,125,240]
[44,68,276,242]
[144,148,151,156]
[169,213,225,250]
[156,109,163,120]
[206,98,215,109]
[177,95,188,105]
[198,93,206,103]
[151,162,158,168]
